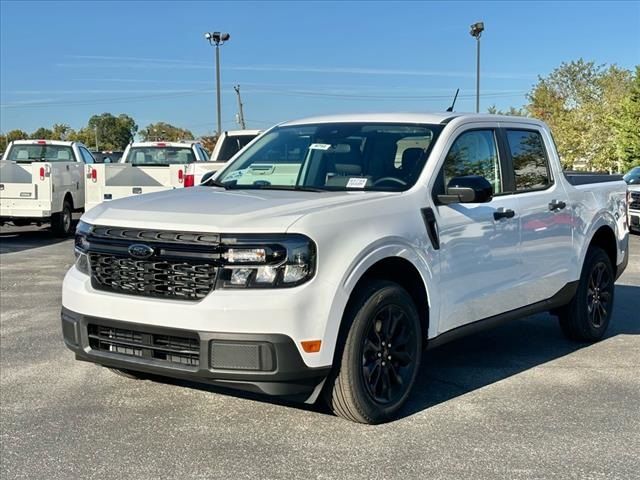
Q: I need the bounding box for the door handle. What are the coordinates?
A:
[493,208,515,220]
[548,199,567,211]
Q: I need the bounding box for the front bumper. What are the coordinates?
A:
[630,212,640,232]
[62,307,330,400]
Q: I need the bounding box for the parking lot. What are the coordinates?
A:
[1,226,638,479]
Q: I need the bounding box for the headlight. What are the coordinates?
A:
[74,221,92,275]
[217,234,316,288]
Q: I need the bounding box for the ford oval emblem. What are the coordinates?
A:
[128,244,154,259]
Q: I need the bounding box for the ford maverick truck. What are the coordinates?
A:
[62,113,629,423]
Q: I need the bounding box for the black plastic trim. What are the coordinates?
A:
[564,172,624,186]
[426,281,579,350]
[420,207,440,250]
[61,307,330,398]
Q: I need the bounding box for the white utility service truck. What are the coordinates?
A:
[84,141,222,212]
[1,140,95,235]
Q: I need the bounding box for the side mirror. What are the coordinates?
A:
[437,175,493,204]
[200,171,217,184]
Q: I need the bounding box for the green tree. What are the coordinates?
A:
[78,113,138,150]
[51,123,74,141]
[139,122,195,142]
[487,105,528,116]
[526,59,633,172]
[199,135,218,154]
[1,130,28,152]
[30,127,54,139]
[614,66,640,171]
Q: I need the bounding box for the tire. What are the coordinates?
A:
[106,367,148,380]
[557,247,615,342]
[51,199,73,237]
[324,280,422,424]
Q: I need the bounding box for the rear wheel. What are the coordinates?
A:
[324,280,422,424]
[557,247,614,342]
[51,199,73,237]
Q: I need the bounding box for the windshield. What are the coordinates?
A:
[124,146,195,166]
[216,123,442,192]
[5,144,75,163]
[218,134,258,162]
[624,166,640,184]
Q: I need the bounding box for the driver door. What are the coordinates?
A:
[431,125,524,333]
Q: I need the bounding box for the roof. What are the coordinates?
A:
[129,141,200,148]
[223,129,261,136]
[279,112,545,127]
[9,139,78,146]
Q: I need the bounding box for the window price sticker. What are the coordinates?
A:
[309,143,332,151]
[346,177,368,189]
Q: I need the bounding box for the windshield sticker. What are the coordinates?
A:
[346,177,368,189]
[309,143,332,151]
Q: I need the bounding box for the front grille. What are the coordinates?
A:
[630,192,640,210]
[88,324,200,367]
[89,253,217,300]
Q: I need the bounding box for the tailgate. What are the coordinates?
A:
[0,162,46,200]
[85,164,189,210]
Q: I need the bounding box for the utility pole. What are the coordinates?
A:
[234,85,246,129]
[204,31,231,136]
[470,22,484,113]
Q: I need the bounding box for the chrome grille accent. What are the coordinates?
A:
[630,191,640,210]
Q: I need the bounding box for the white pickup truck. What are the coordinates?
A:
[211,129,261,163]
[84,141,222,212]
[1,140,95,235]
[62,113,629,423]
[624,166,640,233]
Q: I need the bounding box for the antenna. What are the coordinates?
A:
[446,88,460,112]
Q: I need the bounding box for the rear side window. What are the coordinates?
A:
[79,147,95,164]
[6,145,74,163]
[506,130,550,191]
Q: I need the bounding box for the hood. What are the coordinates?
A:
[82,186,392,233]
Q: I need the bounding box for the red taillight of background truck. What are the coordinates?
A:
[184,174,195,187]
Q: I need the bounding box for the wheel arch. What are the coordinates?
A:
[587,225,617,273]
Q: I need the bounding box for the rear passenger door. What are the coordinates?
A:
[499,124,573,304]
[432,124,524,333]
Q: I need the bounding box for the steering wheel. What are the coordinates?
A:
[372,177,407,187]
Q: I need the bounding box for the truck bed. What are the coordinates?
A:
[564,171,624,186]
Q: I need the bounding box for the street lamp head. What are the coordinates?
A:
[204,31,231,45]
[470,21,484,38]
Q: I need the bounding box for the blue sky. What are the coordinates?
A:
[1,0,639,137]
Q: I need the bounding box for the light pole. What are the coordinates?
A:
[470,21,484,113]
[204,31,230,136]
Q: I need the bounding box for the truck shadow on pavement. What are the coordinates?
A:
[142,284,640,423]
[0,226,72,254]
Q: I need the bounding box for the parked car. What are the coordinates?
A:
[211,129,261,163]
[62,113,629,423]
[1,139,95,235]
[84,141,221,211]
[623,166,640,185]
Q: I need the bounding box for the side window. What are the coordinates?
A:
[442,129,502,194]
[506,130,550,191]
[79,147,95,164]
[197,145,209,161]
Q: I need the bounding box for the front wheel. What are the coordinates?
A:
[324,280,422,424]
[557,247,615,342]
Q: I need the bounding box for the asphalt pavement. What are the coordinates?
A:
[1,225,639,479]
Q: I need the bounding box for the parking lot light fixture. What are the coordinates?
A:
[469,21,484,113]
[204,31,231,136]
